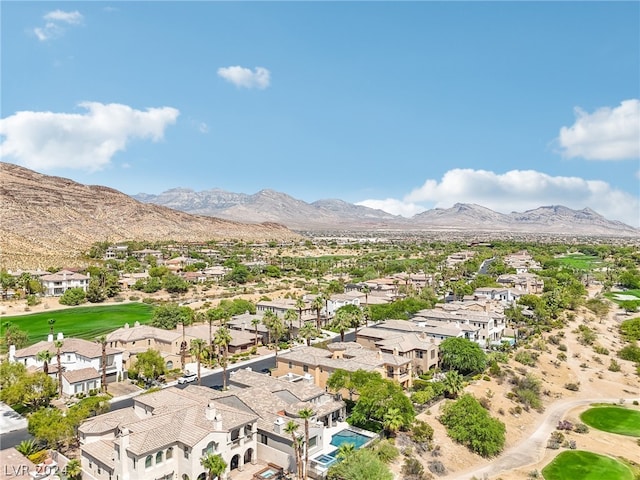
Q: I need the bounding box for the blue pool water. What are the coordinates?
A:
[314,450,339,467]
[330,428,373,449]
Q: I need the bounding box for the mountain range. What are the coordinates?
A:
[0,163,299,270]
[133,188,639,236]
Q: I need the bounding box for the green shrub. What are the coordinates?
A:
[593,345,610,355]
[618,344,640,363]
[608,359,621,372]
[515,350,538,366]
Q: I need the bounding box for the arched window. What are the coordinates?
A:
[156,451,163,464]
[166,447,173,459]
[145,455,153,468]
[166,360,174,369]
[182,475,190,480]
[202,441,215,456]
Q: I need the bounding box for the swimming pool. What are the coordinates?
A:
[330,428,374,449]
[313,450,339,467]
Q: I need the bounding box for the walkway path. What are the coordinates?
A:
[445,396,640,480]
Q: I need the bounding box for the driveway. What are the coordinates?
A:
[0,402,27,435]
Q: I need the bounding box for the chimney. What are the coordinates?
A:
[119,427,130,449]
[206,401,217,421]
[134,321,140,327]
[303,373,313,383]
[376,350,382,360]
[9,345,16,362]
[124,323,130,329]
[57,332,64,341]
[47,334,54,343]
[273,416,285,434]
[214,412,223,431]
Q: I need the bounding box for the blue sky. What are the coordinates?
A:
[2,1,639,226]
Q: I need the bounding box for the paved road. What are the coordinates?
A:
[0,329,355,450]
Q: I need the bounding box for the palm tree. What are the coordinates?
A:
[442,370,464,399]
[213,326,232,390]
[295,297,306,328]
[284,420,302,479]
[284,309,298,341]
[65,458,82,480]
[54,339,64,397]
[361,284,370,307]
[200,452,227,480]
[382,407,405,437]
[47,318,56,336]
[95,335,108,392]
[311,296,324,330]
[190,338,206,385]
[298,407,314,480]
[251,318,261,346]
[298,322,318,346]
[332,306,361,342]
[179,316,193,370]
[336,442,355,460]
[36,350,52,375]
[263,311,285,358]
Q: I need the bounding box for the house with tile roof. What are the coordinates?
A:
[274,342,413,389]
[39,269,90,296]
[356,321,440,375]
[9,333,124,396]
[79,387,259,480]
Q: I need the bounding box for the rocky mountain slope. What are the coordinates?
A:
[0,163,300,270]
[134,189,639,236]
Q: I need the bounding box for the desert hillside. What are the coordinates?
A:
[0,163,301,270]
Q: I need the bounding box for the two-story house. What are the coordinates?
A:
[9,333,124,396]
[39,270,90,297]
[79,387,259,480]
[274,342,412,389]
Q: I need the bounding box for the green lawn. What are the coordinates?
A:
[1,303,155,345]
[542,451,634,480]
[556,254,603,271]
[580,406,640,437]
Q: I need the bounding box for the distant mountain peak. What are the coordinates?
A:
[132,187,638,236]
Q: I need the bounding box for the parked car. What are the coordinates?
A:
[210,385,223,391]
[177,371,198,384]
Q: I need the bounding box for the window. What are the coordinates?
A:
[156,451,163,464]
[288,361,292,369]
[303,365,308,373]
[259,434,268,445]
[431,350,436,359]
[166,447,173,460]
[132,458,136,470]
[309,436,317,448]
[98,467,102,474]
[184,447,190,459]
[145,455,152,468]
[148,339,151,346]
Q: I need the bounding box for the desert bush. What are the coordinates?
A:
[618,344,640,363]
[515,350,538,366]
[401,456,428,480]
[593,345,610,355]
[574,423,589,434]
[428,460,446,475]
[547,431,565,449]
[557,344,568,352]
[564,382,580,391]
[557,420,574,431]
[575,325,596,346]
[557,352,567,361]
[608,359,621,372]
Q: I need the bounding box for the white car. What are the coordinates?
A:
[177,372,198,384]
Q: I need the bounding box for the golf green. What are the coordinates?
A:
[542,451,633,480]
[2,303,155,345]
[580,406,640,437]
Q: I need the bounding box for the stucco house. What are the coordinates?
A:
[39,270,90,297]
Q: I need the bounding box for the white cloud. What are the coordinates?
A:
[357,169,640,227]
[217,66,271,89]
[44,10,83,24]
[558,99,640,160]
[198,122,209,134]
[33,10,83,41]
[0,102,179,172]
